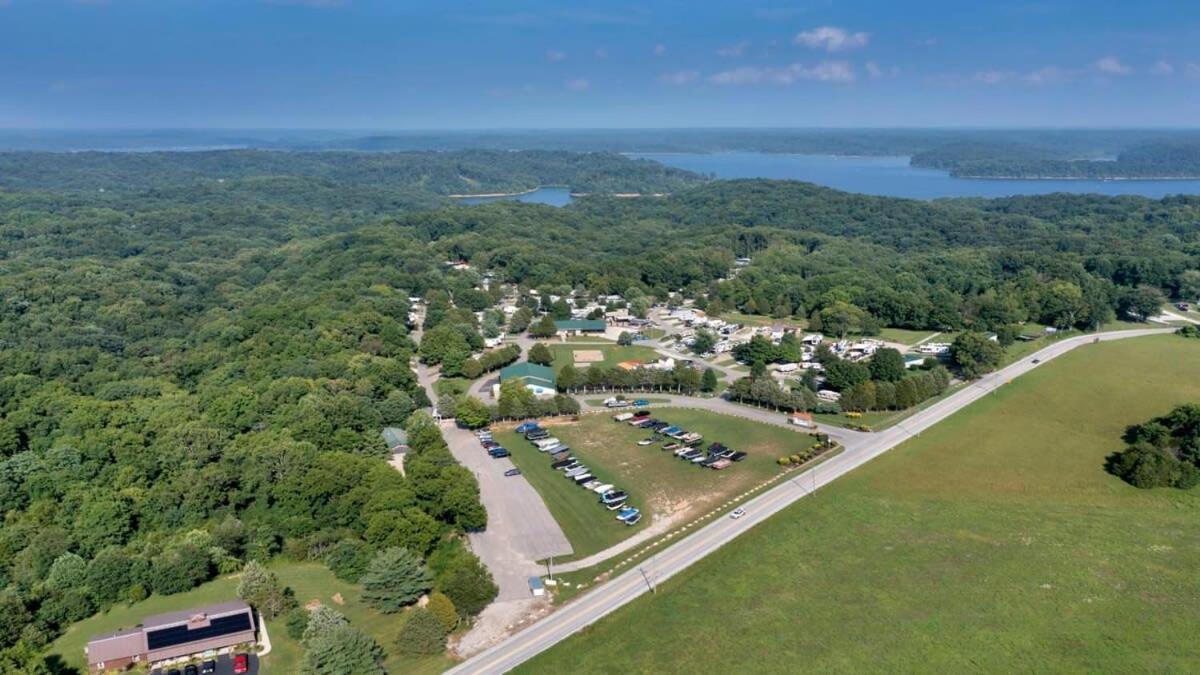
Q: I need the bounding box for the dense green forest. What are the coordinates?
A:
[1,149,1199,670]
[0,149,704,195]
[912,140,1200,178]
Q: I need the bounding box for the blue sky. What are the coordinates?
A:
[1,0,1198,128]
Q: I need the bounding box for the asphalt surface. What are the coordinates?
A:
[446,327,1173,674]
[443,423,573,601]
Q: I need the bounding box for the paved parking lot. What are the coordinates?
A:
[443,423,572,601]
[151,652,257,675]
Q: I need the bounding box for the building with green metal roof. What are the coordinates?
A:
[498,362,557,397]
[554,319,606,334]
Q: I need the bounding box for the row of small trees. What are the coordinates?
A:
[459,344,521,379]
[838,367,951,412]
[556,363,718,395]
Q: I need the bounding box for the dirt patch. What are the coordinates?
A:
[304,599,321,611]
[573,349,605,364]
[331,592,344,605]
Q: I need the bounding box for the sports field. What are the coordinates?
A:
[519,335,1200,673]
[546,343,660,373]
[494,409,807,562]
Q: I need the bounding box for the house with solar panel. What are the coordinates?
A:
[85,600,257,672]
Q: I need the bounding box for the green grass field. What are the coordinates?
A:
[50,562,450,675]
[495,409,806,562]
[719,312,808,329]
[547,343,661,374]
[877,327,940,345]
[519,335,1200,673]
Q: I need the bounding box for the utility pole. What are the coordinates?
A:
[546,556,554,582]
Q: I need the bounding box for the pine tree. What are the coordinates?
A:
[301,624,385,675]
[360,548,432,613]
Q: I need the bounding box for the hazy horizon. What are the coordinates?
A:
[1,0,1197,129]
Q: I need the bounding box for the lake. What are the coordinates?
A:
[631,152,1200,200]
[455,186,573,207]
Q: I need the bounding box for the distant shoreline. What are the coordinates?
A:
[955,174,1200,181]
[446,187,540,199]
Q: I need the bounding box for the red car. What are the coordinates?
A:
[233,654,249,674]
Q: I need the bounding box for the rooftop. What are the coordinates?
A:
[500,362,557,389]
[554,319,606,331]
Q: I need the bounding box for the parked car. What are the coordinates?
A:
[515,422,539,433]
[184,665,199,675]
[662,442,680,451]
[601,489,627,502]
[730,507,746,519]
[200,660,217,675]
[591,483,614,494]
[582,480,601,490]
[632,410,651,418]
[637,438,655,446]
[633,399,650,407]
[504,468,521,477]
[624,512,642,525]
[526,430,550,441]
[489,448,511,459]
[605,498,629,510]
[616,507,640,522]
[550,458,575,469]
[690,454,708,464]
[233,654,250,674]
[573,473,594,484]
[729,452,748,462]
[167,670,181,675]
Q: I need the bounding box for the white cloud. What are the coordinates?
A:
[864,61,899,79]
[709,61,855,86]
[1150,60,1173,75]
[973,70,1017,84]
[653,43,667,56]
[1024,65,1068,85]
[659,70,700,86]
[565,78,590,91]
[546,49,567,62]
[1093,56,1131,75]
[793,26,869,52]
[717,41,750,58]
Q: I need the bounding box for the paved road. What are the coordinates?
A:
[446,327,1172,674]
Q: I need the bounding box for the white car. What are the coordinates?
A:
[637,438,655,446]
[729,507,746,520]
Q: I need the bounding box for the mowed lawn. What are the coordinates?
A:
[546,343,661,374]
[519,335,1200,673]
[51,562,450,675]
[495,409,802,562]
